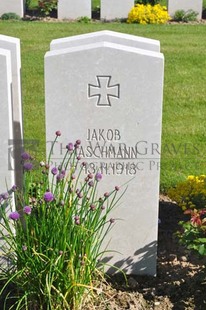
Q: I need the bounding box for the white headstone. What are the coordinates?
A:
[101,0,134,20]
[0,49,15,269]
[50,30,160,53]
[0,0,24,18]
[0,35,23,189]
[0,48,15,194]
[45,37,164,276]
[58,0,91,19]
[167,0,203,20]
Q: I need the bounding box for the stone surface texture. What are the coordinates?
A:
[58,0,91,20]
[45,34,164,276]
[0,0,24,18]
[0,48,15,194]
[101,0,134,20]
[0,35,23,189]
[50,30,160,53]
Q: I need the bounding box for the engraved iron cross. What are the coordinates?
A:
[88,75,120,107]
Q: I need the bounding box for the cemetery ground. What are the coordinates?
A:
[84,197,206,309]
[0,21,206,308]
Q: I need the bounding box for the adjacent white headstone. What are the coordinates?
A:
[50,30,160,53]
[0,49,15,269]
[0,0,24,18]
[101,0,134,20]
[45,36,164,276]
[58,0,91,19]
[167,0,203,20]
[0,48,15,194]
[0,35,23,189]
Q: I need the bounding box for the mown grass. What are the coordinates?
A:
[0,21,205,191]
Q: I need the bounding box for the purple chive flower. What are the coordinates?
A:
[110,218,115,224]
[21,152,31,160]
[23,162,33,171]
[101,205,105,210]
[90,204,96,211]
[24,206,32,215]
[88,173,93,179]
[115,186,120,191]
[61,170,66,176]
[77,192,83,199]
[45,164,50,169]
[56,173,64,182]
[22,245,27,251]
[11,185,17,192]
[76,139,81,145]
[66,143,74,151]
[88,181,94,187]
[77,155,81,161]
[74,215,80,225]
[43,192,54,202]
[2,192,9,200]
[55,130,61,136]
[9,211,20,221]
[104,192,110,198]
[51,167,58,175]
[95,172,102,182]
[81,162,87,167]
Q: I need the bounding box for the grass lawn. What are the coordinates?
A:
[0,21,205,191]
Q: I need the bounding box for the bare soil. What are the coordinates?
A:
[86,197,206,309]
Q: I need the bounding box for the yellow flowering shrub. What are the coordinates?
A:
[168,175,206,211]
[127,4,171,24]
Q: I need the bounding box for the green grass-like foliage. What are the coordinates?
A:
[77,16,91,24]
[25,0,32,9]
[173,9,198,22]
[1,13,21,20]
[0,132,124,309]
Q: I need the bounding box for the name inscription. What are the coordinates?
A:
[86,129,121,141]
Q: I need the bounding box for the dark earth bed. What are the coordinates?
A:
[85,197,206,309]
